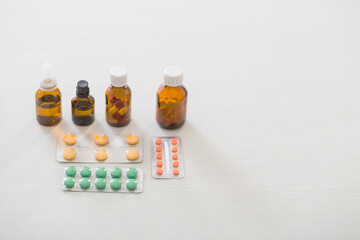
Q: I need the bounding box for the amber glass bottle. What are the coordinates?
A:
[105,66,131,127]
[35,63,62,126]
[156,66,187,129]
[71,80,95,126]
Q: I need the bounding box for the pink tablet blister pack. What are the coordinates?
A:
[151,136,184,178]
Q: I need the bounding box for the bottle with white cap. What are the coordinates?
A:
[156,66,188,129]
[105,66,132,127]
[35,62,62,126]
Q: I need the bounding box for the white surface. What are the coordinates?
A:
[0,0,360,239]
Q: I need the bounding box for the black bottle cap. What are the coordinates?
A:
[76,80,89,97]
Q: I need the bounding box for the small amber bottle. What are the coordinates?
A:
[105,66,131,127]
[71,80,95,126]
[156,66,188,129]
[35,63,62,126]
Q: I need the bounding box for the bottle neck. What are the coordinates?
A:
[111,84,127,88]
[39,85,58,92]
[76,95,89,98]
[163,83,182,88]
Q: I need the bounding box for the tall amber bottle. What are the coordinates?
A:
[35,63,62,126]
[156,66,187,129]
[71,80,95,126]
[105,66,131,127]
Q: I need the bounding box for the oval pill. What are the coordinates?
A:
[95,178,106,189]
[171,138,178,145]
[172,153,178,160]
[94,134,108,146]
[96,167,107,178]
[156,160,163,167]
[95,149,108,161]
[173,168,180,175]
[126,168,138,179]
[63,133,77,145]
[156,152,163,160]
[64,177,76,188]
[65,166,77,177]
[126,149,139,161]
[172,160,179,168]
[63,148,76,161]
[126,179,138,190]
[110,179,122,190]
[80,167,92,178]
[79,178,91,189]
[157,168,163,175]
[126,134,139,145]
[155,138,162,145]
[155,145,162,152]
[111,168,122,178]
[171,146,178,152]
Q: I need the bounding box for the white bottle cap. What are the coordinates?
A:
[40,62,57,89]
[163,66,183,87]
[110,66,127,87]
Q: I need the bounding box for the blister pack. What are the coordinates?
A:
[57,133,142,163]
[62,166,143,193]
[151,136,184,178]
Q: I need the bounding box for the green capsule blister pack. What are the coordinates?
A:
[62,166,143,193]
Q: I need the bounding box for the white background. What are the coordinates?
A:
[0,0,360,239]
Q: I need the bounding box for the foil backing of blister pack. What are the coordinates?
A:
[62,166,144,193]
[151,136,184,178]
[57,133,143,163]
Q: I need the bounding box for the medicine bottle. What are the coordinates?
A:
[35,63,62,126]
[71,80,95,126]
[156,66,188,129]
[105,66,131,127]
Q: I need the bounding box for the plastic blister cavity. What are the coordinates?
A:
[62,166,143,193]
[151,136,184,178]
[57,133,142,163]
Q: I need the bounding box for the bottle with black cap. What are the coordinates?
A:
[71,80,95,126]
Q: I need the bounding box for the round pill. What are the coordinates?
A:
[110,179,122,190]
[79,178,91,189]
[126,179,138,190]
[155,145,162,152]
[64,177,75,188]
[172,153,178,160]
[64,133,77,145]
[94,134,108,146]
[172,160,179,168]
[95,178,106,189]
[171,146,178,152]
[173,168,180,175]
[95,149,108,161]
[126,168,138,179]
[96,167,107,178]
[156,168,163,175]
[156,160,163,167]
[126,134,139,145]
[155,138,162,145]
[65,166,77,177]
[63,148,76,160]
[80,167,92,178]
[171,138,178,145]
[111,168,122,178]
[126,149,139,161]
[156,152,163,160]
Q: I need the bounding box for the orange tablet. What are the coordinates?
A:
[157,168,163,175]
[172,160,179,168]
